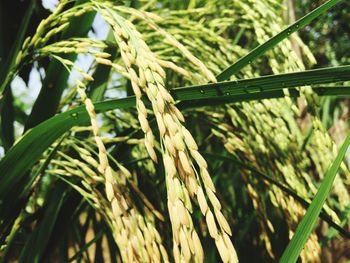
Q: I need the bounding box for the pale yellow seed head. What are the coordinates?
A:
[201,168,216,193]
[130,236,139,252]
[145,68,155,84]
[85,98,95,114]
[164,134,176,156]
[175,157,188,181]
[183,187,193,213]
[98,152,108,172]
[160,244,169,262]
[155,112,166,136]
[120,196,129,211]
[173,177,184,201]
[164,92,175,104]
[206,210,218,239]
[129,46,136,61]
[152,242,161,261]
[180,227,192,261]
[105,166,114,182]
[171,205,181,242]
[111,198,122,217]
[148,82,158,98]
[138,214,146,229]
[178,151,192,174]
[95,51,111,58]
[163,113,177,135]
[184,227,195,254]
[105,182,114,201]
[156,92,165,114]
[141,247,150,262]
[95,57,112,65]
[131,81,142,99]
[115,217,124,232]
[129,68,139,83]
[153,227,161,243]
[126,52,135,65]
[144,139,157,162]
[137,57,149,72]
[121,52,131,68]
[138,68,146,87]
[128,244,135,262]
[173,243,181,263]
[158,85,170,99]
[120,229,128,246]
[173,133,185,151]
[119,165,132,178]
[81,180,92,191]
[119,41,129,52]
[186,174,198,196]
[153,72,165,85]
[95,136,105,153]
[151,100,159,114]
[215,234,230,263]
[182,127,198,150]
[206,188,221,211]
[136,228,145,245]
[170,105,185,122]
[137,99,147,117]
[76,146,91,156]
[155,62,166,79]
[146,130,155,148]
[145,55,156,68]
[197,187,208,215]
[215,209,232,236]
[143,222,153,242]
[164,154,176,178]
[127,138,142,145]
[192,230,204,262]
[222,233,238,262]
[138,113,150,133]
[175,200,189,226]
[22,36,31,50]
[190,150,207,168]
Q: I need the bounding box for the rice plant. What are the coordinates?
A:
[0,0,349,262]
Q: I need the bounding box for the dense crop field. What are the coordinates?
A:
[0,0,350,262]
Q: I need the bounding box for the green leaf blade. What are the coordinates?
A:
[279,133,350,263]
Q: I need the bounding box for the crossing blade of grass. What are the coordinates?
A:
[174,65,350,101]
[216,0,344,81]
[1,66,350,202]
[203,153,350,239]
[279,133,350,263]
[178,86,350,110]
